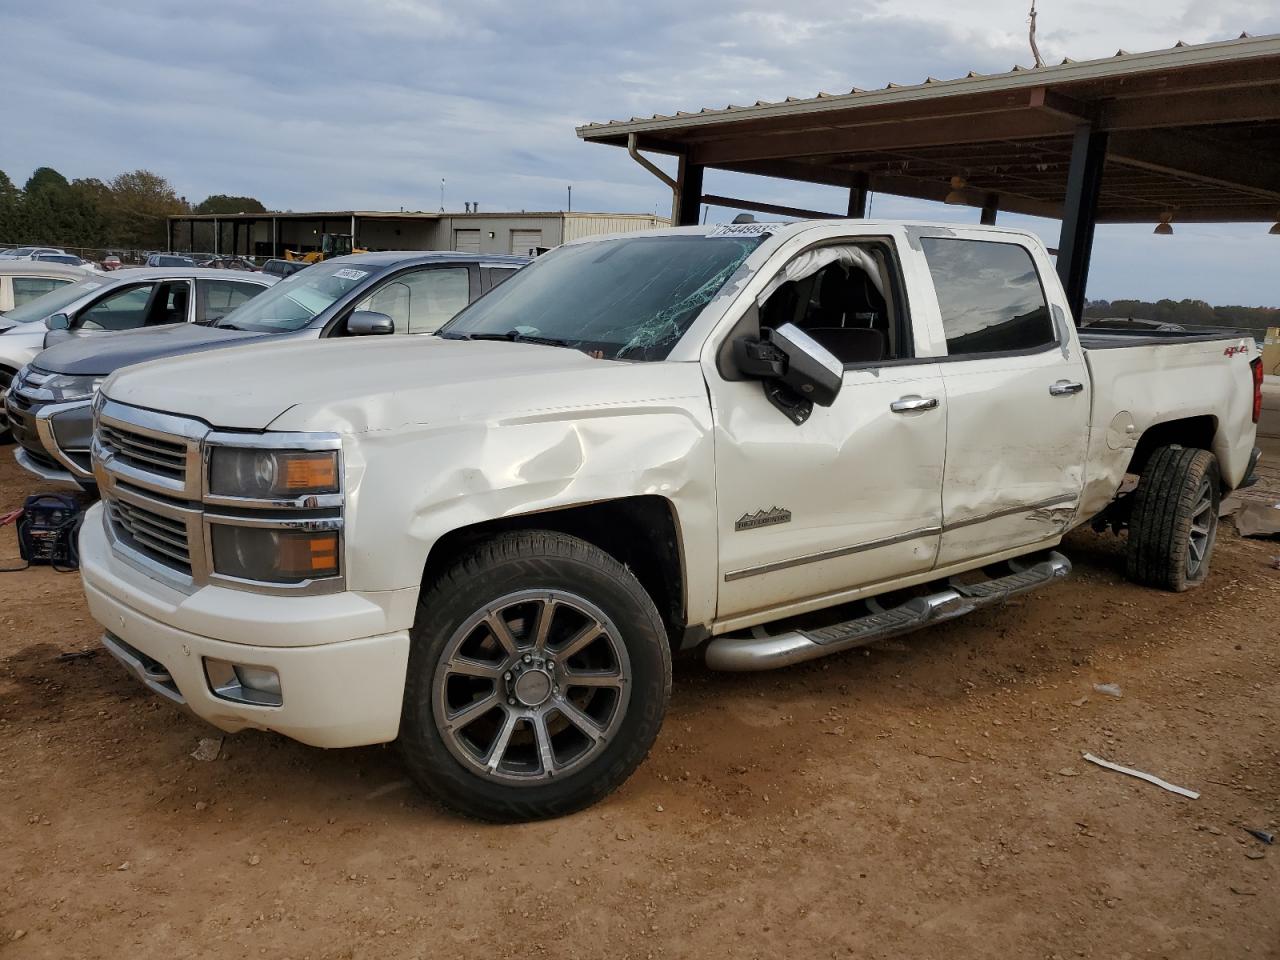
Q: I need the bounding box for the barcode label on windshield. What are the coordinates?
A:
[333,268,368,281]
[707,223,775,238]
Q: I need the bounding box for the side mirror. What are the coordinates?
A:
[348,310,395,336]
[45,313,71,331]
[734,322,843,408]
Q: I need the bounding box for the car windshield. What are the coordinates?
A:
[214,260,373,332]
[1,277,105,323]
[440,234,763,361]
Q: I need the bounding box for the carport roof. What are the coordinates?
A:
[577,33,1280,223]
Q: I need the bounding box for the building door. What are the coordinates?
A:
[510,229,542,256]
[453,229,481,253]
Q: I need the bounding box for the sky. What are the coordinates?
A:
[2,0,1278,305]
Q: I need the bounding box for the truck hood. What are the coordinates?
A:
[35,323,270,376]
[102,336,706,432]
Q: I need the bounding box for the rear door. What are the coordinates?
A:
[917,233,1091,565]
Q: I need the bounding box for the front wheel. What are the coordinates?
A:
[1125,445,1220,592]
[400,530,671,821]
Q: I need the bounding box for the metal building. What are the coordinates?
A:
[578,32,1280,323]
[167,210,669,260]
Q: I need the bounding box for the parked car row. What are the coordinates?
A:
[0,223,1264,823]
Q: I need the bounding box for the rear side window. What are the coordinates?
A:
[12,276,72,307]
[920,238,1053,356]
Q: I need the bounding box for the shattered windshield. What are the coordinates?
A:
[440,234,763,360]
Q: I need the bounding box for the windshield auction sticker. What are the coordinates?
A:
[332,268,369,281]
[707,223,776,238]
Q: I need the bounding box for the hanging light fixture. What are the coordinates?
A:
[1153,212,1174,236]
[944,176,968,205]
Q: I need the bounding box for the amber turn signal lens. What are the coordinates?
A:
[284,455,338,492]
[280,531,339,577]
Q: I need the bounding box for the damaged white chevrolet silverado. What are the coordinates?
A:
[79,221,1264,821]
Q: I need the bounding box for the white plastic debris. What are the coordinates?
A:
[1082,752,1199,799]
[1093,682,1123,698]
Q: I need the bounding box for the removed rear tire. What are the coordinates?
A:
[399,530,671,822]
[1125,445,1220,592]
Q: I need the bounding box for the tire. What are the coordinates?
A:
[399,529,672,822]
[0,365,16,444]
[1125,445,1220,592]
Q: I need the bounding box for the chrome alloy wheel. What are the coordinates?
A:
[1186,476,1216,579]
[432,590,632,783]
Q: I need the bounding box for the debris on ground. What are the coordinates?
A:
[190,737,223,762]
[1235,502,1280,538]
[1081,753,1199,799]
[1093,682,1123,698]
[1242,827,1275,845]
[55,649,97,662]
[1244,850,1266,860]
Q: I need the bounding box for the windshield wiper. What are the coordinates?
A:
[460,330,577,349]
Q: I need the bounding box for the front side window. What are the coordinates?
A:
[12,276,73,307]
[77,284,157,331]
[442,234,764,361]
[920,238,1053,356]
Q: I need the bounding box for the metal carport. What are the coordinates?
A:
[577,33,1280,323]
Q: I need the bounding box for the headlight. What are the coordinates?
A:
[40,372,104,402]
[208,447,339,499]
[210,523,341,583]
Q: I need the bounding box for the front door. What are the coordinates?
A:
[709,241,946,622]
[915,234,1091,566]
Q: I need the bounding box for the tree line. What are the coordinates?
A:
[0,166,265,253]
[1085,298,1278,335]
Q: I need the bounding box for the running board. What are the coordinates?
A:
[704,551,1071,671]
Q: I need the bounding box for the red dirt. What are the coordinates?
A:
[1,452,1276,959]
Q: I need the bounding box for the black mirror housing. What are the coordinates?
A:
[348,310,395,336]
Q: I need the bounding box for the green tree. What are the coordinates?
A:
[22,166,78,243]
[194,194,267,215]
[107,170,189,249]
[0,169,24,243]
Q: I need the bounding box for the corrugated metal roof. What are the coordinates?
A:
[577,32,1279,138]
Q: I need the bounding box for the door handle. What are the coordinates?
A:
[1049,380,1084,396]
[890,395,939,413]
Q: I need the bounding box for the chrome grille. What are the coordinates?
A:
[99,423,188,480]
[106,497,193,574]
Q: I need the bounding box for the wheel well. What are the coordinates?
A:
[421,496,686,648]
[1127,415,1217,478]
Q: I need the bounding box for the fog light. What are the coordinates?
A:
[204,658,283,707]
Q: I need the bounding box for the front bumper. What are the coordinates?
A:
[80,502,414,747]
[5,392,95,489]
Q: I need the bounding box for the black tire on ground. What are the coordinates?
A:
[1125,445,1220,592]
[0,365,16,444]
[399,529,672,822]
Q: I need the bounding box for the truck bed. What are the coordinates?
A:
[1079,327,1255,350]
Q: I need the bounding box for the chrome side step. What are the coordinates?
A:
[704,551,1071,671]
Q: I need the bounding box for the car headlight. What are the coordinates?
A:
[207,448,339,499]
[210,523,341,583]
[41,372,104,402]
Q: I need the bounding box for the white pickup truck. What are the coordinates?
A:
[79,221,1264,821]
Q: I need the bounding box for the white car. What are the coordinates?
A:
[0,246,66,260]
[0,267,276,442]
[79,221,1263,821]
[0,260,94,314]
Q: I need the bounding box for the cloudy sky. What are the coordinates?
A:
[2,0,1277,305]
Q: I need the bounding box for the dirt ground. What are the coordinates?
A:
[1,447,1277,960]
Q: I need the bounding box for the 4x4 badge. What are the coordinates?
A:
[736,507,792,531]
